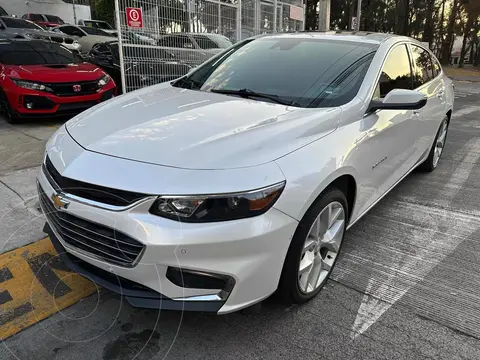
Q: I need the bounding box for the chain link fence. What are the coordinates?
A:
[114,0,305,93]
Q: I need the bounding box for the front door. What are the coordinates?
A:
[355,44,419,215]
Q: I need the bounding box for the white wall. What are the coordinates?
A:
[0,0,91,25]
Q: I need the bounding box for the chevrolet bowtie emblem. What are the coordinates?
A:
[51,193,69,210]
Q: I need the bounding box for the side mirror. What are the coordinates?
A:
[368,89,427,112]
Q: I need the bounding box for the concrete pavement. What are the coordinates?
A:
[1,82,480,359]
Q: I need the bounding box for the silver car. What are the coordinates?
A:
[51,24,114,55]
[38,33,454,314]
[0,16,81,53]
[155,32,233,67]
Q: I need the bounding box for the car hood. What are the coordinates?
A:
[66,83,341,170]
[6,63,104,82]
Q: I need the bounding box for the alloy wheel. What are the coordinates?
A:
[298,201,345,294]
[433,119,448,168]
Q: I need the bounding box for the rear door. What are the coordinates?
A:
[408,44,446,158]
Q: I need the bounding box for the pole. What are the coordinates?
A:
[73,0,77,24]
[114,0,126,94]
[356,0,362,31]
[317,0,331,31]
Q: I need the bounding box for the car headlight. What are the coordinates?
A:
[149,182,285,222]
[97,73,110,87]
[12,79,53,92]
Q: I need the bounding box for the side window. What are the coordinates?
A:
[411,45,434,88]
[432,55,442,77]
[159,35,194,48]
[91,43,110,56]
[31,14,45,21]
[192,35,219,49]
[375,44,412,99]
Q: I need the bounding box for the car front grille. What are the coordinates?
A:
[38,184,145,267]
[43,156,148,207]
[48,80,100,97]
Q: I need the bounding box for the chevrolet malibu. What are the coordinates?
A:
[38,32,454,314]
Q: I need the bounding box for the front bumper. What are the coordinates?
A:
[37,162,298,314]
[5,86,116,118]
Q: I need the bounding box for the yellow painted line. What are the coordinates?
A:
[0,237,96,340]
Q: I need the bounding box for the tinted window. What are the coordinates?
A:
[84,20,112,30]
[30,14,45,21]
[80,26,111,36]
[158,35,195,48]
[91,43,111,55]
[45,15,64,24]
[411,45,434,88]
[0,7,7,16]
[1,17,40,29]
[0,41,81,65]
[375,44,412,98]
[59,26,84,37]
[176,38,377,108]
[432,55,441,77]
[192,35,220,49]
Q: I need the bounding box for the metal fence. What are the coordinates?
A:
[114,0,305,93]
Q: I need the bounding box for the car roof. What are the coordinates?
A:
[257,31,414,45]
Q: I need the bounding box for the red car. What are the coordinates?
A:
[0,39,116,123]
[21,13,64,29]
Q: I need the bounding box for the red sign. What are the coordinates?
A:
[126,7,143,28]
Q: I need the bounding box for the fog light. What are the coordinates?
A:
[26,102,34,109]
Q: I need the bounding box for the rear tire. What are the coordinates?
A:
[278,188,348,304]
[418,115,449,172]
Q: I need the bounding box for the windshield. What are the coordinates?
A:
[174,37,377,108]
[2,17,41,30]
[0,41,82,65]
[84,20,113,30]
[80,26,110,36]
[45,15,64,24]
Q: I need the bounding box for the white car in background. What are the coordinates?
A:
[38,32,454,314]
[77,19,117,36]
[51,24,114,54]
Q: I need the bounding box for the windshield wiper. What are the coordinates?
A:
[210,88,301,107]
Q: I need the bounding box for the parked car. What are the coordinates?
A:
[87,41,191,93]
[77,19,117,36]
[0,39,116,123]
[0,16,81,53]
[22,13,65,29]
[156,32,233,67]
[122,30,156,46]
[51,25,115,54]
[38,32,454,314]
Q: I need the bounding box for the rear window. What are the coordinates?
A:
[1,17,41,29]
[84,20,112,30]
[45,15,64,24]
[0,41,81,65]
[181,37,378,108]
[80,26,111,36]
[0,7,8,16]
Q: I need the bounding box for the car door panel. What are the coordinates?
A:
[409,45,446,159]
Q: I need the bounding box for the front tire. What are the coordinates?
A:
[278,188,348,304]
[418,115,449,172]
[0,90,19,124]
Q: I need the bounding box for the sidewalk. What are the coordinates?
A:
[444,66,480,82]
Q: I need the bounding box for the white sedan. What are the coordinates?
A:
[38,32,454,314]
